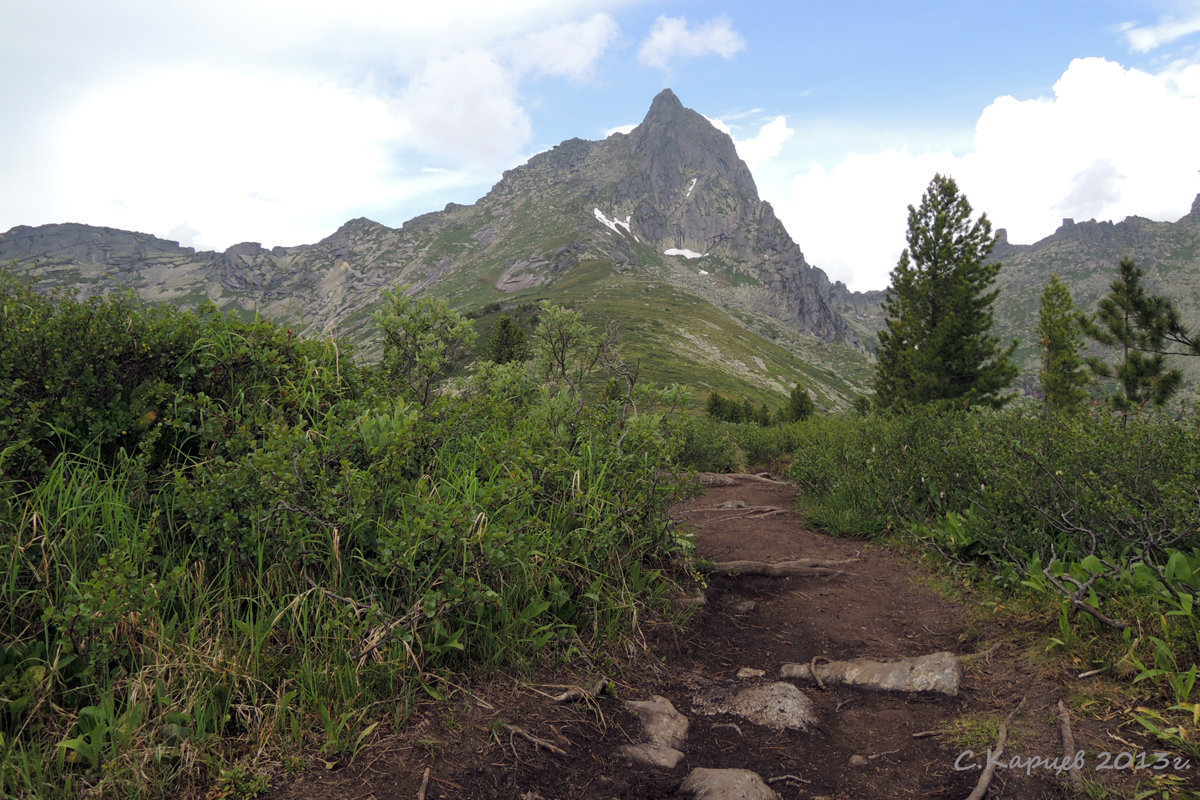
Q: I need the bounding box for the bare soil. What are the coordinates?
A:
[266,474,1197,800]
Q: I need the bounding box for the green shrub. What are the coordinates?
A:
[675,415,738,472]
[0,283,695,799]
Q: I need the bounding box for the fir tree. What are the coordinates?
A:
[873,174,1016,409]
[482,314,529,364]
[1036,275,1090,414]
[1083,257,1185,416]
[782,382,815,422]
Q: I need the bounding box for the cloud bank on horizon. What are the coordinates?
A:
[2,1,1199,292]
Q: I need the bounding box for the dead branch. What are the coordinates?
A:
[911,730,941,739]
[712,722,743,737]
[416,766,431,800]
[505,723,567,757]
[960,643,1001,664]
[1042,564,1129,630]
[1057,700,1084,793]
[709,557,858,577]
[693,504,787,513]
[965,696,1026,800]
[552,677,610,703]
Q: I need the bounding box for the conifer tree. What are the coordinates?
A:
[483,314,529,364]
[1083,257,1185,415]
[1036,275,1089,414]
[873,174,1016,409]
[782,382,815,422]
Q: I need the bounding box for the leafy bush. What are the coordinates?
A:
[675,415,738,472]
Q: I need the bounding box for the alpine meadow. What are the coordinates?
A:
[3,86,1200,800]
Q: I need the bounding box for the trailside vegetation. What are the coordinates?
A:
[0,277,694,799]
[873,174,1016,409]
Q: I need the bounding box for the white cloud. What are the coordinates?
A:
[763,57,1200,291]
[733,116,794,171]
[1120,7,1200,52]
[638,15,745,71]
[706,114,794,170]
[605,124,637,137]
[507,13,619,80]
[398,52,532,168]
[0,2,627,250]
[48,68,413,250]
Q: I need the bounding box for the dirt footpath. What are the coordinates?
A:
[268,474,1180,800]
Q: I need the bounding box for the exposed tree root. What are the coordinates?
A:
[505,723,567,757]
[695,472,788,486]
[965,695,1026,800]
[709,556,858,577]
[1057,700,1084,793]
[552,677,610,703]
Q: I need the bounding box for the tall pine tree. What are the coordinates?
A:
[1083,257,1185,415]
[1036,275,1090,414]
[873,174,1016,409]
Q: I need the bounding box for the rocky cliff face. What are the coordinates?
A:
[986,196,1200,391]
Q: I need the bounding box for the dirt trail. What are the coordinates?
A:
[268,475,1150,800]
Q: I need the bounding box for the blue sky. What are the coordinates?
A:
[3,1,1199,290]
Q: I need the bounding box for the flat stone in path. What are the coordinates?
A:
[693,681,817,732]
[780,651,963,696]
[613,741,685,769]
[680,767,780,800]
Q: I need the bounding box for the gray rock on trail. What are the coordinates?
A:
[693,681,817,732]
[781,651,963,696]
[680,767,780,800]
[614,741,685,769]
[625,696,689,748]
[615,695,688,769]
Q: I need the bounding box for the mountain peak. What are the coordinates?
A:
[646,88,683,115]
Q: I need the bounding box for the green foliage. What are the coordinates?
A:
[1084,258,1186,414]
[481,314,529,365]
[781,383,815,423]
[375,289,476,406]
[705,392,773,426]
[1036,275,1090,414]
[0,284,695,798]
[675,415,738,472]
[873,174,1017,409]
